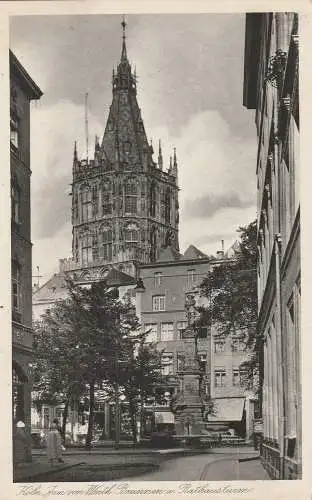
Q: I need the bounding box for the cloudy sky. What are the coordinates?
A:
[10,13,257,284]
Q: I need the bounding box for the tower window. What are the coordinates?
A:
[125,181,137,214]
[102,182,112,215]
[164,188,171,224]
[81,187,92,222]
[82,236,93,265]
[124,224,139,243]
[150,182,156,217]
[150,228,157,262]
[101,228,113,262]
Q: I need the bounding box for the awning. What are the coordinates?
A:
[155,411,175,424]
[209,398,245,422]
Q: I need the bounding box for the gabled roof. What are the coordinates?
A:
[33,273,67,302]
[182,245,208,260]
[105,268,136,286]
[157,246,182,263]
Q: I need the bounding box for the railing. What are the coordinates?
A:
[262,442,281,479]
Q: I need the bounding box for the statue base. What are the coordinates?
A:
[173,372,206,437]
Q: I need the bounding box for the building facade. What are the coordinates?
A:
[137,245,255,438]
[65,21,179,282]
[243,13,300,479]
[10,51,43,462]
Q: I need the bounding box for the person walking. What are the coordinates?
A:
[47,422,64,465]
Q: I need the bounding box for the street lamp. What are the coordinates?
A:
[115,360,127,450]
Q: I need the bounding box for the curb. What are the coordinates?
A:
[238,455,261,463]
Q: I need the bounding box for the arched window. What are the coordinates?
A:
[102,181,112,215]
[12,259,22,321]
[150,228,157,262]
[81,186,92,222]
[81,235,93,265]
[125,180,137,214]
[150,181,156,217]
[165,187,171,224]
[165,231,173,248]
[101,227,113,262]
[124,223,139,244]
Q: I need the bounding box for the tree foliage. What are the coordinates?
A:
[32,279,163,445]
[198,220,260,391]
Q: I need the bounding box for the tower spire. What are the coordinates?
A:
[121,15,127,62]
[172,147,178,178]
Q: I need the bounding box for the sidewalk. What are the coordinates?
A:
[14,456,84,483]
[201,455,271,480]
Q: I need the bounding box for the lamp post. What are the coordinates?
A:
[114,359,127,450]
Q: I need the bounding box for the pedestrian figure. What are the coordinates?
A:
[47,422,64,465]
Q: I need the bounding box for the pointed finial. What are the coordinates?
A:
[158,140,163,170]
[121,15,127,61]
[169,156,172,170]
[173,147,177,166]
[74,140,77,161]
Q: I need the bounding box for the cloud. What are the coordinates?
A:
[184,193,254,219]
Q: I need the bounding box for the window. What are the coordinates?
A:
[232,368,246,386]
[160,323,174,341]
[164,188,171,224]
[197,326,208,339]
[10,117,19,148]
[154,272,162,287]
[161,353,173,375]
[214,339,225,353]
[82,236,93,265]
[198,353,207,373]
[12,260,22,317]
[125,181,137,214]
[177,352,185,371]
[152,295,165,311]
[177,321,187,339]
[187,269,196,288]
[81,188,92,222]
[231,337,245,352]
[102,228,113,261]
[102,182,112,215]
[124,224,139,243]
[150,228,157,262]
[144,324,158,343]
[214,369,226,387]
[11,181,20,224]
[150,181,156,217]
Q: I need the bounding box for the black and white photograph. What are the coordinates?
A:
[5,5,304,490]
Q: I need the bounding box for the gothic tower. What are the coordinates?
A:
[71,19,179,279]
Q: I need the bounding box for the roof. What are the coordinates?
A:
[105,268,136,286]
[156,246,182,263]
[182,245,208,260]
[10,50,43,100]
[33,273,67,303]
